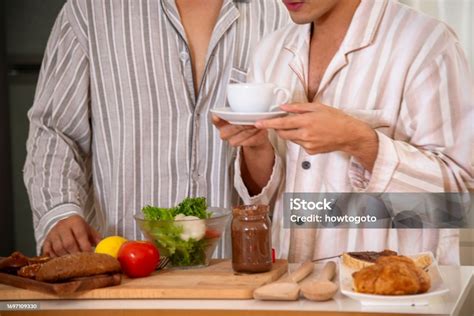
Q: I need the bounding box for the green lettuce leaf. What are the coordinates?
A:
[176,197,211,219]
[142,205,176,221]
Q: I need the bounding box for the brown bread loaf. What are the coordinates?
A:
[35,252,121,282]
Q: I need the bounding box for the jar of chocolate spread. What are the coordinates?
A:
[231,205,272,273]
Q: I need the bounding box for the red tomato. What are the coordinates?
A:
[204,229,221,239]
[118,241,160,278]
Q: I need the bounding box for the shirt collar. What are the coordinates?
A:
[282,0,389,99]
[160,0,240,43]
[342,0,388,54]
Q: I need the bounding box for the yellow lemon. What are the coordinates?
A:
[95,236,128,258]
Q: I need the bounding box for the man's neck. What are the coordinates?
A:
[312,0,360,41]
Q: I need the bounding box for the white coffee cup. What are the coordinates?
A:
[227,83,291,113]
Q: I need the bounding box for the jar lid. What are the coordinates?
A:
[232,204,269,217]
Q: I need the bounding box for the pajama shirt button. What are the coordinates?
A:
[302,161,311,170]
[179,51,189,62]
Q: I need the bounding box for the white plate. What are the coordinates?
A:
[210,107,287,125]
[339,252,449,306]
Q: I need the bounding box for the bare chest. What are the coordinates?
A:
[176,0,223,94]
[307,42,340,102]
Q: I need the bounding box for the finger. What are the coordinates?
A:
[276,129,304,141]
[42,241,50,256]
[220,124,253,140]
[50,232,68,257]
[280,103,321,113]
[72,224,93,252]
[255,115,303,130]
[59,229,80,254]
[42,240,57,257]
[211,115,229,128]
[89,227,102,246]
[228,128,260,147]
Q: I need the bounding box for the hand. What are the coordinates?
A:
[212,115,271,149]
[42,215,101,257]
[255,102,378,170]
[212,115,275,195]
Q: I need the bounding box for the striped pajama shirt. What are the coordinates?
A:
[24,0,289,254]
[235,0,473,264]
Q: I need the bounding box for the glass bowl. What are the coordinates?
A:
[134,207,230,269]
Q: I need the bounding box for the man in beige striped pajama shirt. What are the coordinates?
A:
[214,0,473,264]
[24,0,289,256]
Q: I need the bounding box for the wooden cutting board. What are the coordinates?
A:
[0,259,287,300]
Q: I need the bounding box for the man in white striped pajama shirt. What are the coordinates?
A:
[24,0,289,256]
[214,0,473,264]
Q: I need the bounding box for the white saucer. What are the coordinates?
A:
[210,107,287,125]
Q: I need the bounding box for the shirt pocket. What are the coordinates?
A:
[229,67,247,84]
[344,109,391,130]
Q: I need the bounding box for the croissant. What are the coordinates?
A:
[352,255,431,295]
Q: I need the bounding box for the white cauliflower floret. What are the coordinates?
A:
[174,214,206,241]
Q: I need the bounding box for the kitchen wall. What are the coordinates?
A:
[6,0,66,256]
[0,0,14,256]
